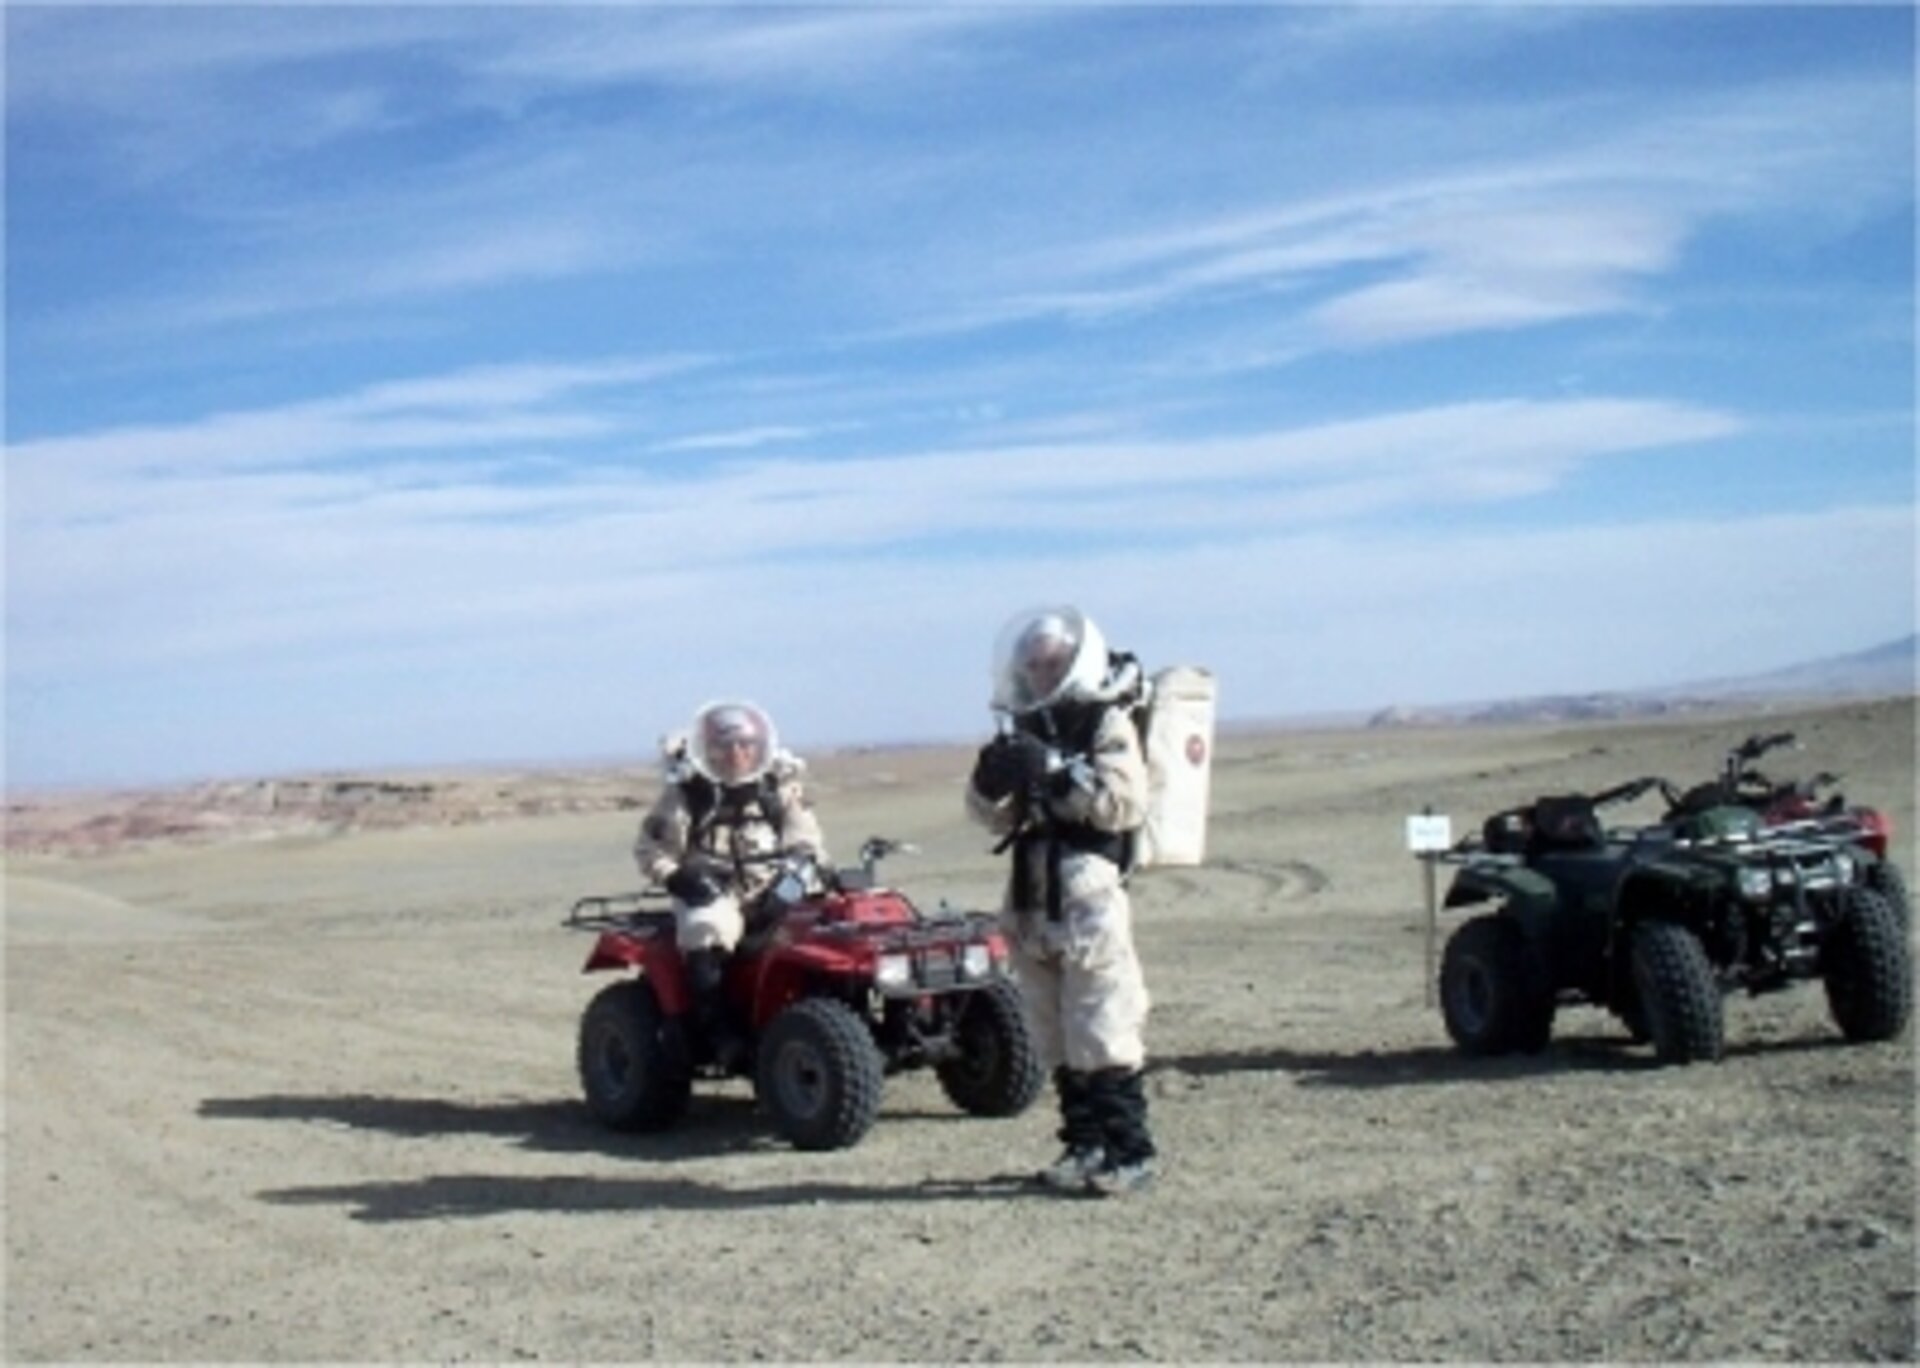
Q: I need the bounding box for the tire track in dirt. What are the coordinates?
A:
[1136,856,1329,916]
[3,875,201,942]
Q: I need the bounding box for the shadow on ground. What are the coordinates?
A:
[1157,1030,1856,1089]
[258,1170,1039,1221]
[199,1091,776,1160]
[201,1086,1016,1156]
[200,1089,1051,1221]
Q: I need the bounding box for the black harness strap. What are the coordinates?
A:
[1009,695,1143,918]
[679,773,788,883]
[1007,780,1133,923]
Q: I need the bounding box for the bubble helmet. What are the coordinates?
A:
[688,700,777,785]
[990,606,1110,715]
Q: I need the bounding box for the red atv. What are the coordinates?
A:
[1667,731,1908,925]
[565,837,1042,1150]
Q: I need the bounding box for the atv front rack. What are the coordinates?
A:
[1666,810,1870,852]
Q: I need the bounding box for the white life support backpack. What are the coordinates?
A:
[1131,665,1217,869]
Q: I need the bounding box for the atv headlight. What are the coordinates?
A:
[875,953,913,991]
[1736,867,1773,901]
[961,943,993,980]
[1832,852,1856,884]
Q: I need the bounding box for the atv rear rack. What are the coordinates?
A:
[564,892,676,934]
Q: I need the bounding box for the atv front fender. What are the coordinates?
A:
[1443,864,1566,1006]
[1605,864,1726,1001]
[1445,865,1565,983]
[776,941,876,978]
[1446,864,1557,919]
[1615,862,1720,923]
[742,942,879,1030]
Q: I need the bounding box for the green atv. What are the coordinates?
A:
[1438,776,1910,1065]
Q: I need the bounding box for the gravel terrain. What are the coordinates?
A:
[5,697,1914,1362]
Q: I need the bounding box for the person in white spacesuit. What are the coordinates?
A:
[966,607,1159,1196]
[634,700,825,1065]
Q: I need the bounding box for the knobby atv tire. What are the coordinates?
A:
[1439,914,1554,1056]
[1863,859,1911,933]
[1823,888,1912,1043]
[935,979,1044,1117]
[577,979,692,1131]
[1629,920,1724,1065]
[756,997,884,1151]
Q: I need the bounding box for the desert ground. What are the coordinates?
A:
[5,696,1914,1362]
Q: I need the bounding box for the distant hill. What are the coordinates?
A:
[1680,633,1916,700]
[1367,634,1916,728]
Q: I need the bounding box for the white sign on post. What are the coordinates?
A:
[1408,810,1453,1007]
[1405,813,1453,853]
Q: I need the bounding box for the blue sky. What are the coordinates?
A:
[5,4,1914,789]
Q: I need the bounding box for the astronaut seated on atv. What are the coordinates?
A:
[632,700,827,1068]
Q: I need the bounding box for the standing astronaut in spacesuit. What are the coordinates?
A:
[965,607,1158,1196]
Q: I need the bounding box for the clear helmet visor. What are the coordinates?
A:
[688,700,777,784]
[990,606,1108,713]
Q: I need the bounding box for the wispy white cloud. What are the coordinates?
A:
[654,425,830,454]
[6,8,456,185]
[1307,205,1682,345]
[6,7,1038,177]
[12,357,697,477]
[911,70,1907,348]
[16,9,1904,368]
[194,220,633,328]
[472,8,1032,91]
[11,495,1908,786]
[10,7,1043,340]
[9,364,1746,688]
[1009,199,1681,344]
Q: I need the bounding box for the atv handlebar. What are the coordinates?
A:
[857,835,918,876]
[1733,731,1797,765]
[709,836,917,882]
[1803,769,1841,795]
[566,836,922,929]
[1590,775,1670,809]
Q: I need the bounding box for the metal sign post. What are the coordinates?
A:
[1405,807,1452,1007]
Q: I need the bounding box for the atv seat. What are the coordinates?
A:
[1670,780,1731,817]
[1482,808,1533,855]
[1526,796,1605,853]
[735,907,791,961]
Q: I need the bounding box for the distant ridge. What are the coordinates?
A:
[1367,634,1916,728]
[1679,632,1916,699]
